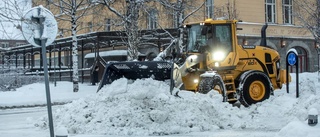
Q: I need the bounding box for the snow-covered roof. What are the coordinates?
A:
[84,50,127,59]
[0,47,6,51]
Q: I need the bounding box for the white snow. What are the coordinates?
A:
[139,65,148,69]
[309,108,319,115]
[1,72,320,137]
[84,50,127,59]
[287,48,298,55]
[0,81,97,108]
[200,71,217,77]
[55,126,68,136]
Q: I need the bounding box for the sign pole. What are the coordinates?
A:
[296,54,299,98]
[286,49,299,98]
[41,39,54,137]
[21,6,58,137]
[54,44,57,87]
[286,57,289,93]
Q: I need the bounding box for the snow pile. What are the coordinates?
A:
[36,78,224,135]
[276,121,320,137]
[35,73,320,136]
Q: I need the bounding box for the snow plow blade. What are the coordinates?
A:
[97,61,174,92]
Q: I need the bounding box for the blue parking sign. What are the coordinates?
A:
[287,52,297,66]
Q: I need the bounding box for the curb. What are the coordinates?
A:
[0,101,71,110]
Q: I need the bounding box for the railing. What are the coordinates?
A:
[24,68,92,83]
[0,64,91,83]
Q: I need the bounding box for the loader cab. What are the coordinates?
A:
[185,21,236,69]
[186,23,233,55]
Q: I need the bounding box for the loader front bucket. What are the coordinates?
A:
[97,61,174,92]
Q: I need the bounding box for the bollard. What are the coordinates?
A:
[55,126,68,137]
[308,108,318,126]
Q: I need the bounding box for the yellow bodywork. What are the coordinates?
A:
[179,19,290,101]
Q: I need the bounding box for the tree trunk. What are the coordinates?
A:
[71,11,79,92]
[126,1,141,61]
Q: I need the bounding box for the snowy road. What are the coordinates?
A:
[0,106,277,137]
[0,107,48,137]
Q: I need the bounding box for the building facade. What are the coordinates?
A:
[30,0,318,72]
[227,0,318,72]
[0,40,27,66]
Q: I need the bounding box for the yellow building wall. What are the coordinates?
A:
[236,0,265,23]
[32,0,315,39]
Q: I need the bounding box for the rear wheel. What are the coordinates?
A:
[239,72,271,107]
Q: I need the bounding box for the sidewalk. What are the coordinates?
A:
[0,81,98,109]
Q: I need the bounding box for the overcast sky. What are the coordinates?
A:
[0,0,31,40]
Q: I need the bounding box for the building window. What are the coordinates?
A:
[206,0,214,19]
[1,42,9,48]
[147,10,157,29]
[283,0,292,24]
[105,18,111,31]
[88,22,93,32]
[265,0,276,23]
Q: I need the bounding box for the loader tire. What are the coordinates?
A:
[197,77,224,95]
[239,72,271,107]
[198,77,215,94]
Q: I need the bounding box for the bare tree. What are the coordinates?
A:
[158,0,205,53]
[225,0,238,20]
[293,0,319,41]
[97,0,143,61]
[0,0,31,39]
[214,0,238,20]
[41,0,96,92]
[96,0,205,60]
[293,0,320,78]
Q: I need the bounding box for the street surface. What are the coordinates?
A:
[0,106,277,137]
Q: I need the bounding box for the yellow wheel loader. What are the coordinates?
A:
[98,19,289,107]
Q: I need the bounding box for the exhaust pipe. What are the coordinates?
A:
[260,23,268,47]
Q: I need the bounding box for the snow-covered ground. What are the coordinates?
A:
[0,82,97,108]
[0,72,320,137]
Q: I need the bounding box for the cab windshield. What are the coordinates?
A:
[187,24,232,53]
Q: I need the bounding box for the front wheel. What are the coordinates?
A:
[238,72,271,107]
[197,76,227,102]
[197,77,215,94]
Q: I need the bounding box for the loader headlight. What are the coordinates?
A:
[215,62,220,67]
[213,51,226,61]
[193,79,199,83]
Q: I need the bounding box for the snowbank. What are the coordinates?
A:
[35,73,320,136]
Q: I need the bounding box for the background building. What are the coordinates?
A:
[225,0,317,73]
[21,0,320,72]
